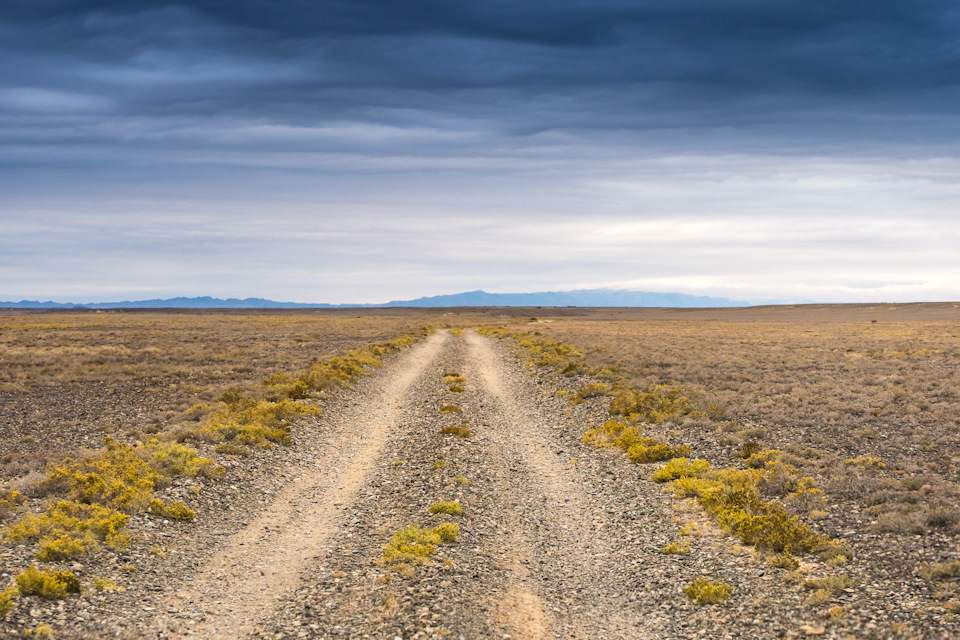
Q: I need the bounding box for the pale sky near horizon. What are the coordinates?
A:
[2,1,959,304]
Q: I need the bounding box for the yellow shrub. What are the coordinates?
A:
[609,385,697,423]
[583,419,631,448]
[670,465,822,553]
[845,456,885,471]
[23,623,55,639]
[570,382,613,404]
[651,458,711,483]
[382,523,458,565]
[4,500,130,557]
[42,441,161,512]
[16,565,81,599]
[439,425,472,438]
[36,532,98,561]
[627,441,692,464]
[429,501,463,516]
[0,585,17,617]
[144,440,219,478]
[93,577,122,592]
[148,499,196,521]
[684,576,731,605]
[744,449,782,469]
[663,542,690,554]
[0,489,25,520]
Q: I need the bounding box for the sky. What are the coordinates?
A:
[2,1,959,304]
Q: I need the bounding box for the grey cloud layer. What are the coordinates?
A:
[4,0,960,152]
[2,1,959,302]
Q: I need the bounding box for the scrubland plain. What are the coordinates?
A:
[1,304,958,639]
[493,302,960,635]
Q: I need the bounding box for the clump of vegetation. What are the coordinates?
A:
[803,574,853,597]
[666,460,829,554]
[439,405,462,414]
[0,585,18,617]
[569,382,613,404]
[439,425,472,438]
[1,434,222,559]
[450,329,464,336]
[919,561,960,582]
[770,553,801,570]
[5,500,131,560]
[175,399,318,449]
[609,384,715,423]
[382,523,459,565]
[16,565,81,599]
[147,499,196,521]
[24,623,55,639]
[845,456,885,471]
[93,577,122,592]
[442,373,465,385]
[663,542,690,554]
[627,441,692,464]
[0,489,25,521]
[651,458,711,483]
[744,449,783,469]
[429,501,463,516]
[684,576,732,605]
[735,441,762,460]
[583,419,690,462]
[144,440,221,477]
[214,443,250,457]
[514,334,585,369]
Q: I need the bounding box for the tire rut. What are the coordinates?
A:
[463,330,654,640]
[150,331,448,639]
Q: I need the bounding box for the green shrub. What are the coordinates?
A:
[439,405,462,414]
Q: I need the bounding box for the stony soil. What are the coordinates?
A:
[3,329,958,638]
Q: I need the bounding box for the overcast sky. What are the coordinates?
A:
[2,1,959,303]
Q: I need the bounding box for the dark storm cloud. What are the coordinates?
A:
[3,0,960,152]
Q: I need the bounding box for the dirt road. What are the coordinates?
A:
[119,330,822,639]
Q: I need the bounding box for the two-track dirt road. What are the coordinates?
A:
[125,329,804,639]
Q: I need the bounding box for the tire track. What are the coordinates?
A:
[151,331,448,639]
[464,330,654,640]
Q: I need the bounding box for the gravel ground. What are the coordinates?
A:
[4,329,957,638]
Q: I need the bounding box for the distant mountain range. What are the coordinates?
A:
[1,289,750,309]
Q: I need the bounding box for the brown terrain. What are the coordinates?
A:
[0,305,958,639]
